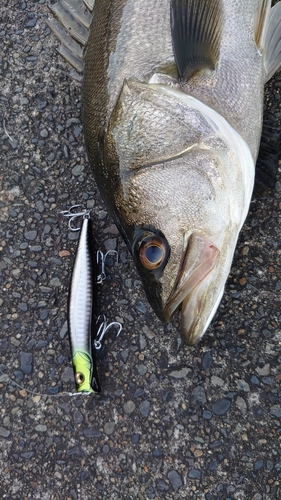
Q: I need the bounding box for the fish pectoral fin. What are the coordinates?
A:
[170,0,223,82]
[254,118,281,196]
[254,0,271,51]
[263,2,281,82]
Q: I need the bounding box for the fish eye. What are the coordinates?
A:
[138,236,167,270]
[75,372,85,385]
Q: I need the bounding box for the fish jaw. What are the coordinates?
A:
[163,233,220,344]
[180,282,224,346]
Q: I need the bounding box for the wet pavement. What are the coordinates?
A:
[0,1,281,499]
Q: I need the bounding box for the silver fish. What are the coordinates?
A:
[48,0,281,344]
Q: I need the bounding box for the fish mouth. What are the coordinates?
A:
[163,232,220,345]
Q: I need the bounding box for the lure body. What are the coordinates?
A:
[68,215,100,393]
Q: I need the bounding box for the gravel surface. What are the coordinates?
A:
[1,2,281,499]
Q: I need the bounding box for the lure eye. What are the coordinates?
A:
[75,372,85,385]
[138,236,167,270]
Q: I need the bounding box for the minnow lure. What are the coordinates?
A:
[61,206,122,394]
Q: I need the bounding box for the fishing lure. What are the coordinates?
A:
[0,207,122,398]
[61,206,122,394]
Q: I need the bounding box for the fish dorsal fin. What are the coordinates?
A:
[263,2,281,82]
[48,0,95,74]
[254,0,271,50]
[170,0,223,81]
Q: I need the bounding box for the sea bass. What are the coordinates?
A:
[48,0,281,344]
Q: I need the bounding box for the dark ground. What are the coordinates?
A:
[0,1,281,499]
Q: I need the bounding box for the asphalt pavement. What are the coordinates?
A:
[0,1,281,499]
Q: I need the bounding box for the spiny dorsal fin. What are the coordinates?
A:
[49,0,89,45]
[48,0,94,75]
[254,0,271,50]
[170,0,223,82]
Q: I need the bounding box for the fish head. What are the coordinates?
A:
[116,154,238,346]
[105,80,254,344]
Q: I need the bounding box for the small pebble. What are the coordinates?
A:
[21,451,34,459]
[39,310,49,320]
[139,400,150,418]
[188,469,201,479]
[202,350,212,372]
[35,424,47,432]
[73,410,84,424]
[239,277,247,285]
[133,388,144,398]
[211,375,224,387]
[152,449,163,457]
[157,480,169,492]
[137,365,147,376]
[131,434,140,444]
[237,380,250,392]
[67,446,84,457]
[270,405,281,418]
[256,364,270,376]
[250,375,260,385]
[24,230,37,241]
[123,401,136,414]
[135,301,147,314]
[236,396,247,414]
[168,470,182,492]
[40,129,48,138]
[104,422,115,435]
[202,410,212,420]
[209,459,218,471]
[20,351,33,374]
[212,399,231,416]
[192,386,207,405]
[72,165,84,176]
[169,367,189,379]
[80,470,88,481]
[61,367,74,383]
[59,250,70,257]
[138,334,147,351]
[50,278,61,287]
[83,428,102,438]
[59,321,68,339]
[254,459,264,470]
[0,427,10,438]
[104,238,117,252]
[47,387,59,395]
[120,350,129,362]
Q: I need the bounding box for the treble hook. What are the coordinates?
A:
[59,204,90,231]
[96,250,119,283]
[94,318,122,350]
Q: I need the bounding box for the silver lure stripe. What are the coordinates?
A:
[69,217,94,354]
